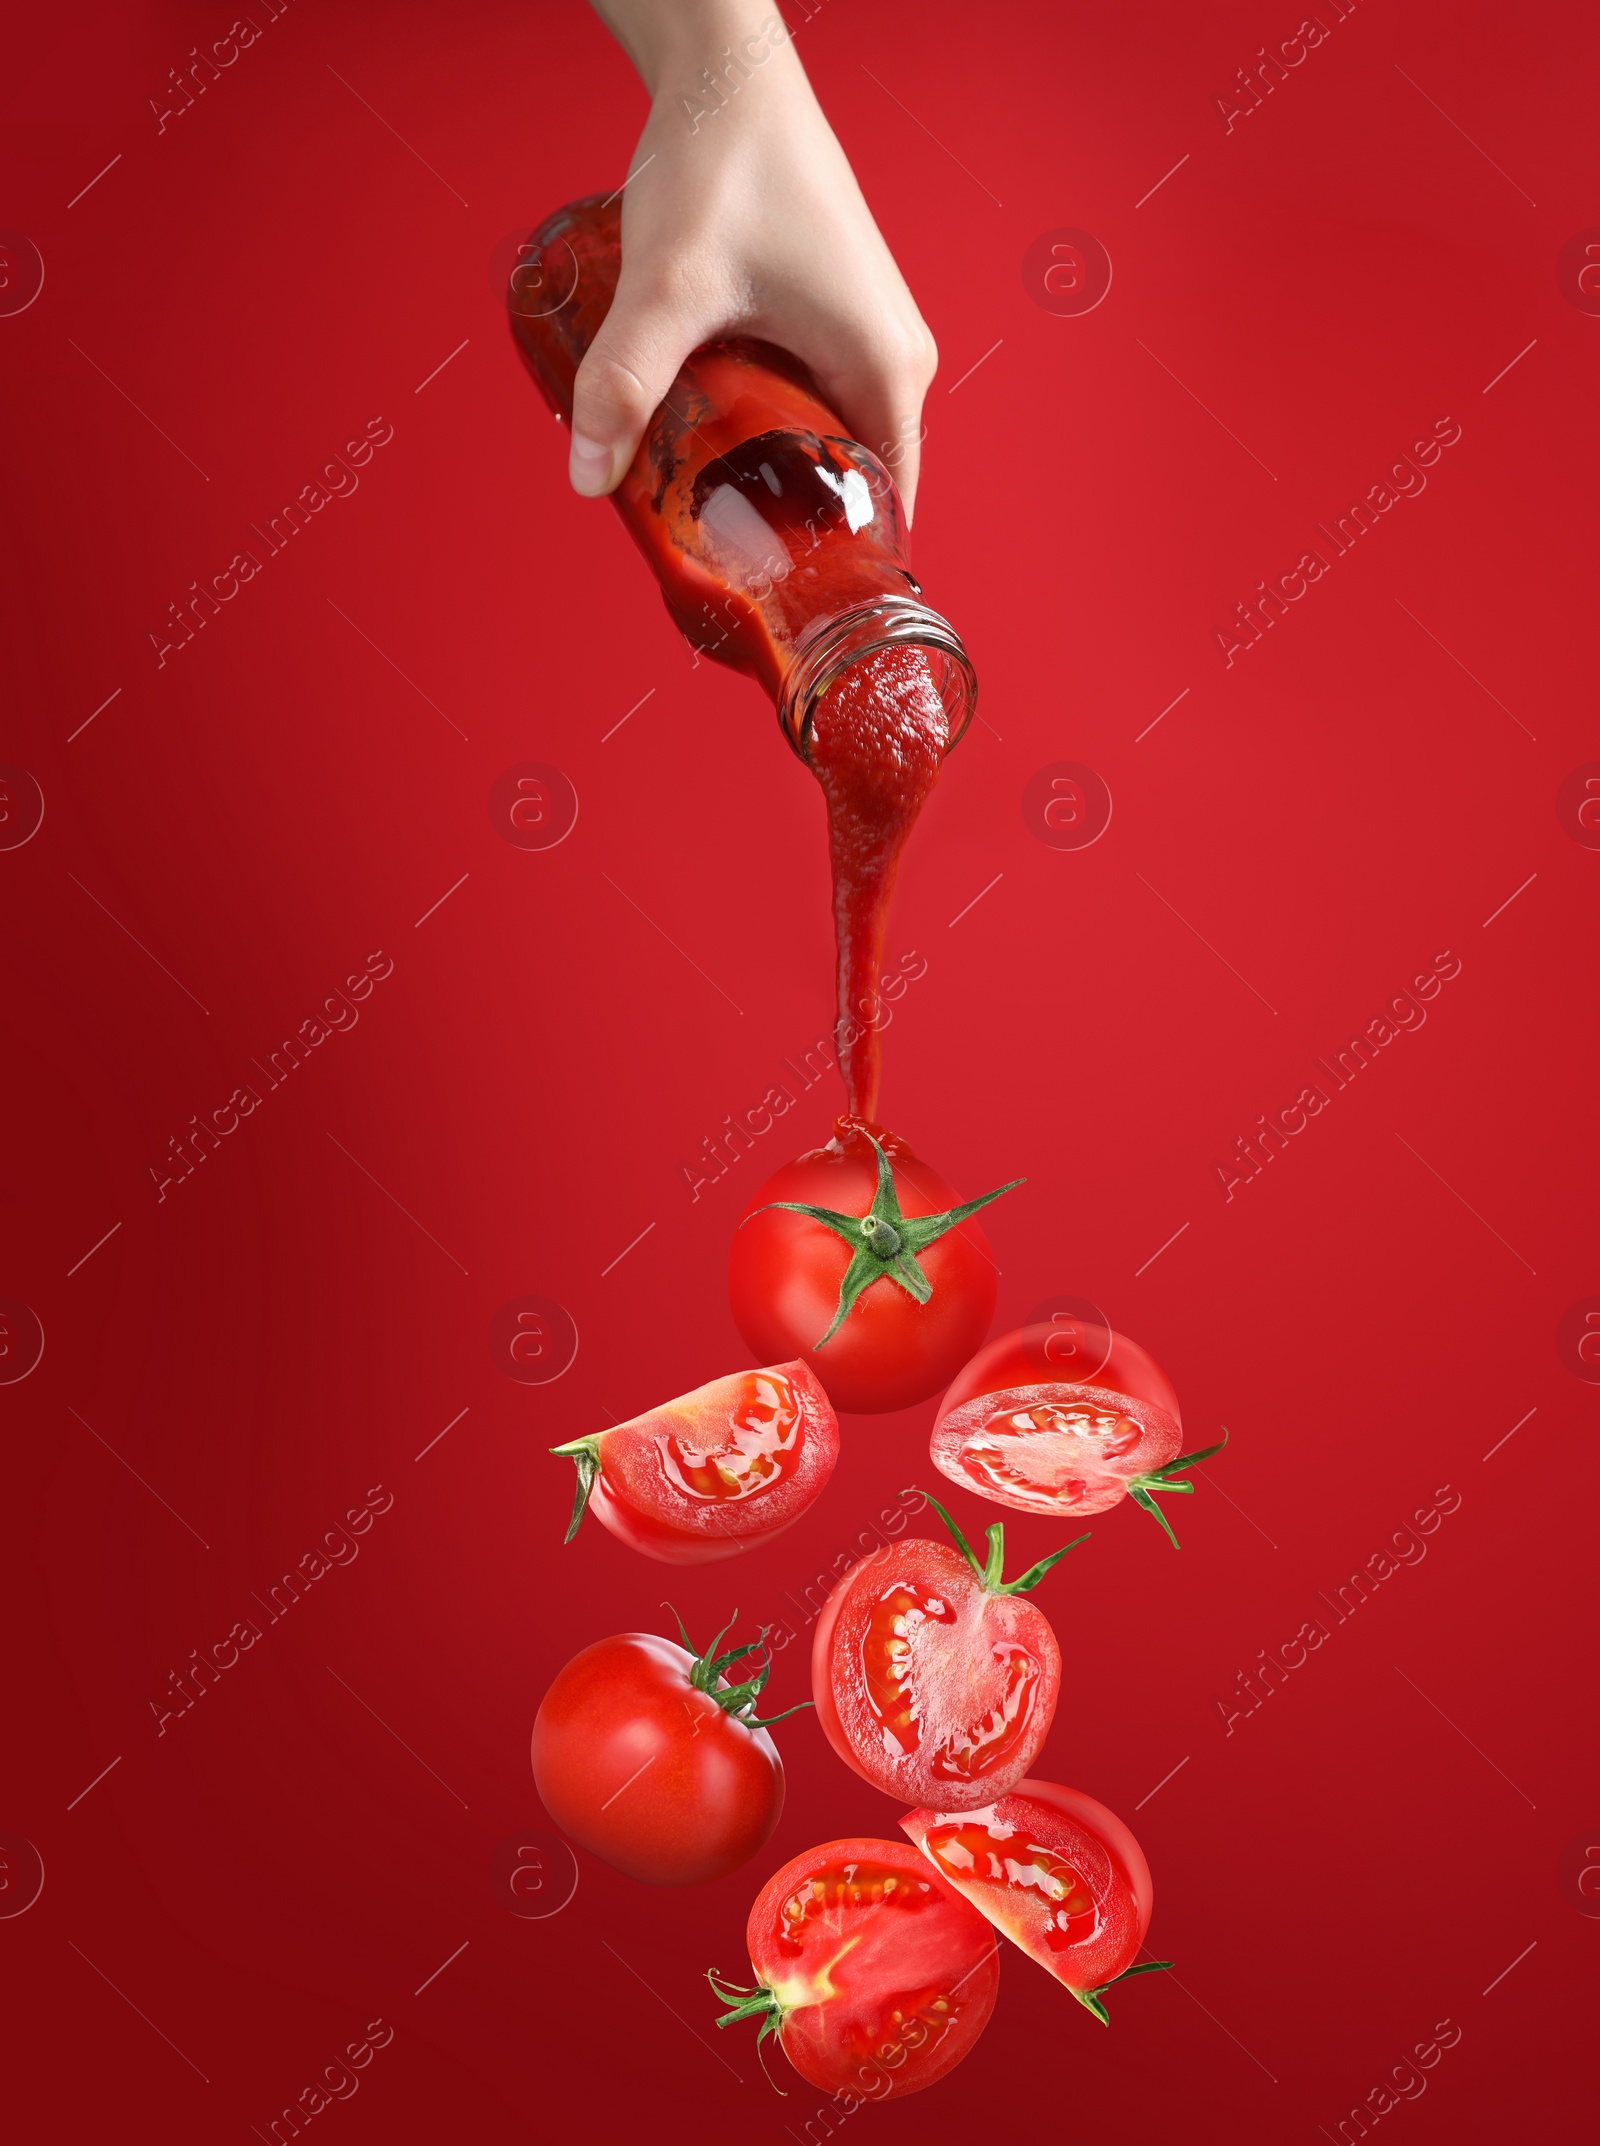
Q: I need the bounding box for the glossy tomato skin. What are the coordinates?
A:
[745,1838,999,2099]
[931,1323,1183,1520]
[939,1321,1181,1427]
[728,1125,997,1414]
[532,1633,782,1885]
[901,1779,1152,1998]
[583,1360,838,1564]
[811,1538,1060,1809]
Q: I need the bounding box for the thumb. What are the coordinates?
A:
[568,274,698,497]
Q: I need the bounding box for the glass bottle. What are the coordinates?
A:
[505,194,977,764]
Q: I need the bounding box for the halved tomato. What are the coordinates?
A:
[902,1779,1168,2024]
[552,1361,837,1564]
[710,1837,999,2098]
[942,1320,1182,1426]
[810,1500,1084,1808]
[932,1323,1224,1546]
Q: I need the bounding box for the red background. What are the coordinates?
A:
[4,1,1596,2138]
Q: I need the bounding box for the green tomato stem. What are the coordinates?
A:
[926,1495,1089,1595]
[740,1133,1023,1351]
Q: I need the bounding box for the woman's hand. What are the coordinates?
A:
[577,0,937,519]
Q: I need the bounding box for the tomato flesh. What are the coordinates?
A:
[586,1361,837,1563]
[532,1633,784,1885]
[931,1322,1182,1520]
[656,1373,806,1501]
[728,1123,998,1414]
[902,1780,1153,1999]
[812,1538,1059,1808]
[744,1839,999,2098]
[932,1381,1182,1518]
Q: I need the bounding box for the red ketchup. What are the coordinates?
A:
[506,196,977,1120]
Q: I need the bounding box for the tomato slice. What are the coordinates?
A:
[554,1361,837,1564]
[811,1535,1061,1808]
[713,1838,1000,2099]
[901,1781,1155,2016]
[932,1323,1184,1521]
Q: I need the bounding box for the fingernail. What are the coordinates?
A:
[568,431,613,495]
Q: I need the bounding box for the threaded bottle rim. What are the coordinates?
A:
[775,596,978,763]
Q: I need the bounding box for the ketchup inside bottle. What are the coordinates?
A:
[506,197,976,1121]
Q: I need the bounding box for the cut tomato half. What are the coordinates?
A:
[937,1321,1181,1434]
[902,1780,1165,2024]
[932,1324,1224,1545]
[552,1361,837,1564]
[710,1837,999,2099]
[811,1500,1085,1808]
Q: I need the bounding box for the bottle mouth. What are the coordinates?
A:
[776,596,978,763]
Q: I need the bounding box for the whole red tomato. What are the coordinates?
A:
[902,1778,1170,2025]
[532,1613,804,1886]
[710,1837,999,2098]
[728,1118,1021,1413]
[551,1360,837,1563]
[932,1323,1225,1546]
[811,1499,1084,1808]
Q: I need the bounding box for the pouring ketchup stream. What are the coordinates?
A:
[505,197,976,1120]
[806,645,947,1116]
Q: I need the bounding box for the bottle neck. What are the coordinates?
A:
[775,596,978,764]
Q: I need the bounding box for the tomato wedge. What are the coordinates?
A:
[932,1323,1225,1546]
[901,1779,1169,2024]
[710,1838,999,2099]
[811,1499,1084,1808]
[552,1361,837,1564]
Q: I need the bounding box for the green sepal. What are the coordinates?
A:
[894,1179,1025,1256]
[707,1968,792,2095]
[1126,1482,1181,1548]
[666,1607,814,1731]
[1005,1533,1093,1594]
[707,1968,785,2044]
[925,1494,1089,1596]
[1125,1429,1230,1549]
[549,1435,602,1544]
[1141,1429,1230,1483]
[740,1133,1023,1353]
[1071,1958,1175,2024]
